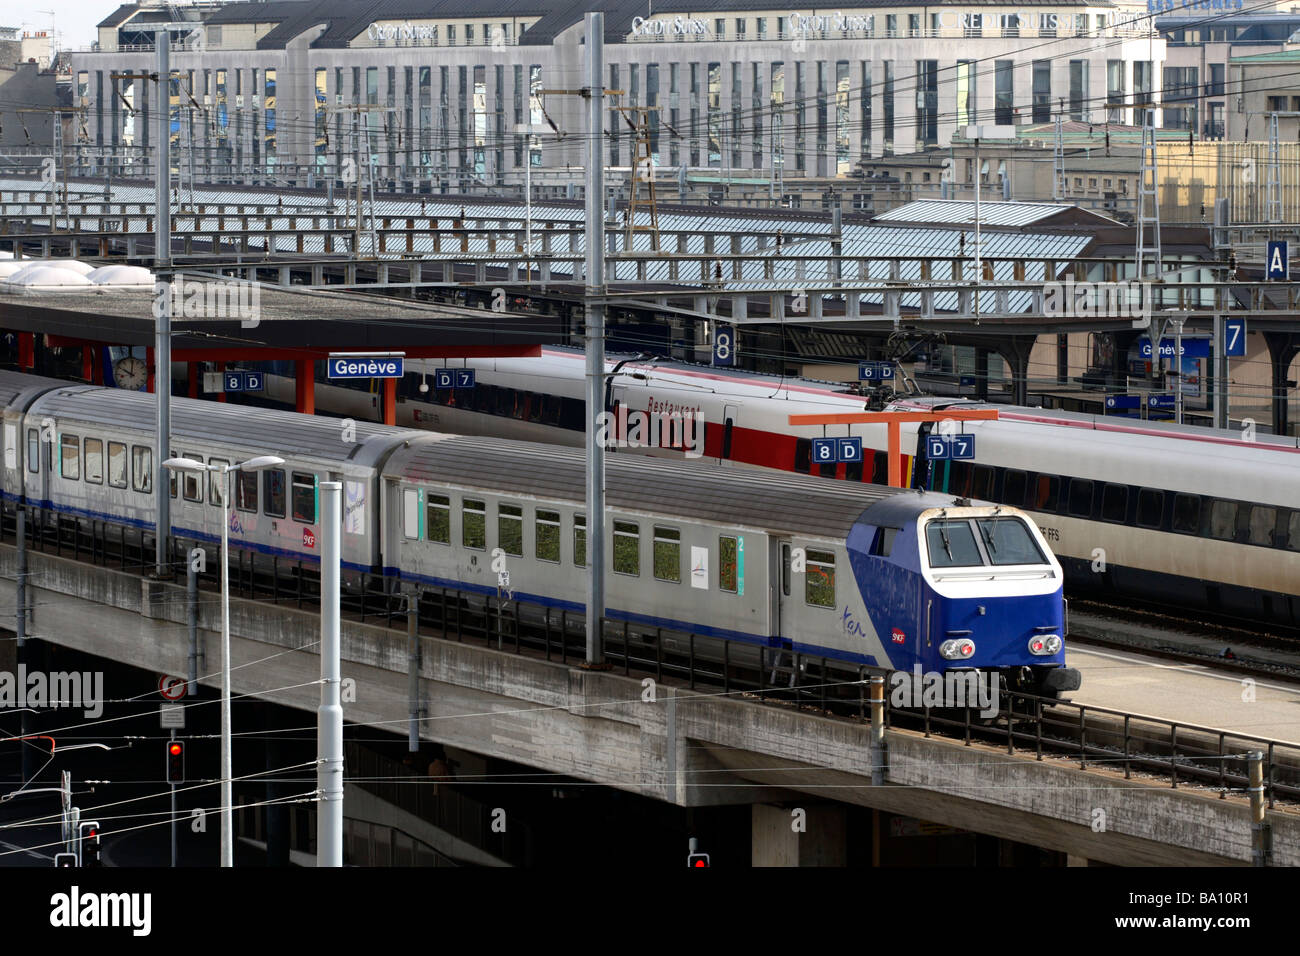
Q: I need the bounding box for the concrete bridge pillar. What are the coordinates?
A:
[751,804,847,867]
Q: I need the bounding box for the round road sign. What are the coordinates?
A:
[159,675,188,701]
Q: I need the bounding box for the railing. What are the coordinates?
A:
[4,498,1298,810]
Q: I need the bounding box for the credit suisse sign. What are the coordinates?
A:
[368,21,438,42]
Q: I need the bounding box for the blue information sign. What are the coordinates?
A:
[1267,240,1289,280]
[959,375,977,388]
[327,354,405,379]
[456,369,476,388]
[1105,395,1141,411]
[950,434,976,460]
[1138,338,1211,360]
[433,368,475,389]
[927,436,951,460]
[713,326,736,367]
[222,371,264,393]
[836,437,863,462]
[811,438,838,465]
[1148,394,1176,409]
[858,362,895,381]
[1223,318,1247,357]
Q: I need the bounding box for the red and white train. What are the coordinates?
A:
[264,347,1300,628]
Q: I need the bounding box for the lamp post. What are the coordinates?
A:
[164,454,284,868]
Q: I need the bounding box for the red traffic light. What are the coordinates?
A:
[166,740,185,784]
[686,852,710,867]
[169,742,183,756]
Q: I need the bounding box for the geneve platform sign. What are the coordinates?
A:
[327,354,405,379]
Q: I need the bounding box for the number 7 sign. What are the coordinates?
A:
[1223,318,1246,358]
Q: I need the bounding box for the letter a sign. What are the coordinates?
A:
[1267,240,1288,280]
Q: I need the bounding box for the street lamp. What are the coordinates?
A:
[963,124,1017,320]
[164,453,284,868]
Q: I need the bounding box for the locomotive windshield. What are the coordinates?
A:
[926,517,1048,569]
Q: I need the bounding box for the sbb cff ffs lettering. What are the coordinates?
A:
[166,740,185,784]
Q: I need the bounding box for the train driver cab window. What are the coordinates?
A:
[291,472,317,523]
[26,428,38,473]
[1172,493,1201,534]
[60,434,80,480]
[209,459,229,505]
[926,519,982,567]
[131,445,153,494]
[264,469,287,518]
[975,517,1048,566]
[236,471,258,513]
[805,549,836,608]
[871,527,898,557]
[107,442,127,489]
[84,438,104,485]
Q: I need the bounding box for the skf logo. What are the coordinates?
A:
[302,528,317,549]
[891,628,906,644]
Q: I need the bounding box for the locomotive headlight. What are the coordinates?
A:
[1029,634,1062,655]
[940,639,975,660]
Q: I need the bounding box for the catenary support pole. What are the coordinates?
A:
[154,30,171,578]
[584,11,607,668]
[318,481,344,866]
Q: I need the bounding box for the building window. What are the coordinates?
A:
[995,61,1014,126]
[1032,60,1052,123]
[1069,60,1088,121]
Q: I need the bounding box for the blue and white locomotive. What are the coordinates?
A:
[0,370,1080,699]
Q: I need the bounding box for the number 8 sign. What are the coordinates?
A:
[811,438,836,463]
[713,326,735,367]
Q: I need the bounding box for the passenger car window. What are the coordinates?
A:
[107,441,127,488]
[131,445,153,493]
[1032,475,1059,512]
[182,454,202,502]
[1101,483,1127,523]
[462,499,486,550]
[1208,500,1237,541]
[264,468,286,518]
[1172,493,1201,534]
[613,521,639,576]
[1288,512,1300,551]
[805,549,835,608]
[719,535,738,592]
[291,472,316,522]
[236,471,258,513]
[60,434,79,480]
[1001,470,1027,507]
[653,526,681,582]
[26,428,38,474]
[573,513,586,567]
[535,510,560,562]
[1248,506,1276,546]
[426,494,450,544]
[1136,488,1163,528]
[209,459,229,506]
[83,438,104,485]
[1067,478,1093,517]
[499,504,523,556]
